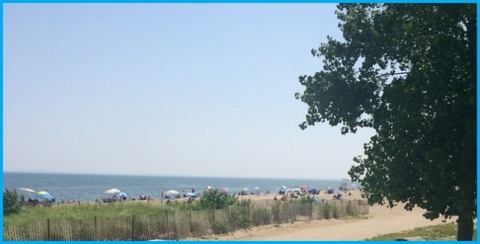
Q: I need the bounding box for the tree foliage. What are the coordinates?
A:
[296,4,476,240]
[4,188,23,215]
[198,189,238,210]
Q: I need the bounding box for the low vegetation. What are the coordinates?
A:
[4,188,235,226]
[4,189,369,240]
[368,223,477,241]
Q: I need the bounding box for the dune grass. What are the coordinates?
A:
[3,201,198,226]
[368,222,477,241]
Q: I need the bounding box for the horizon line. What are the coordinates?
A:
[3,170,351,181]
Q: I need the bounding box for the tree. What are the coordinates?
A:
[295,4,476,240]
[4,188,23,215]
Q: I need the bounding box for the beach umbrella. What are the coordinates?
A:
[293,188,301,192]
[221,187,229,193]
[165,190,179,196]
[242,187,249,191]
[19,188,36,193]
[300,185,308,189]
[254,187,260,190]
[37,191,54,200]
[185,192,195,197]
[104,188,121,194]
[280,185,287,189]
[119,192,127,198]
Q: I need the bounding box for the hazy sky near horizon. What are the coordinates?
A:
[4,4,376,179]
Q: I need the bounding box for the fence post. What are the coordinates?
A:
[131,215,135,240]
[94,216,97,240]
[341,199,344,216]
[212,209,215,222]
[310,201,313,219]
[189,210,192,232]
[166,211,169,240]
[47,219,51,241]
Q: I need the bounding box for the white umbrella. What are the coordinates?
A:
[165,190,179,196]
[19,188,36,193]
[104,188,122,194]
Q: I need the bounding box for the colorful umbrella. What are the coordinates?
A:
[300,185,308,189]
[37,191,54,199]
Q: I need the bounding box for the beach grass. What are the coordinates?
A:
[368,222,477,241]
[3,201,199,226]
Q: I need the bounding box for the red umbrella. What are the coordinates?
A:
[300,185,308,189]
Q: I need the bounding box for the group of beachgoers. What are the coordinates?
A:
[20,194,83,207]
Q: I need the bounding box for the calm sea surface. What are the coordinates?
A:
[3,172,347,202]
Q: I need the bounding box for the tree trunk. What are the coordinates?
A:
[457,214,473,241]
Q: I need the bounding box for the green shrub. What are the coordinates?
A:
[198,189,238,210]
[228,207,251,231]
[4,188,23,215]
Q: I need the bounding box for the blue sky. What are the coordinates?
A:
[4,3,375,179]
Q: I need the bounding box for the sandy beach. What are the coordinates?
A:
[191,190,458,240]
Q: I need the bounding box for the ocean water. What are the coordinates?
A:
[3,172,348,202]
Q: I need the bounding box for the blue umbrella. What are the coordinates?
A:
[37,191,55,200]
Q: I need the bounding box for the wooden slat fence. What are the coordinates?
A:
[4,199,368,241]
